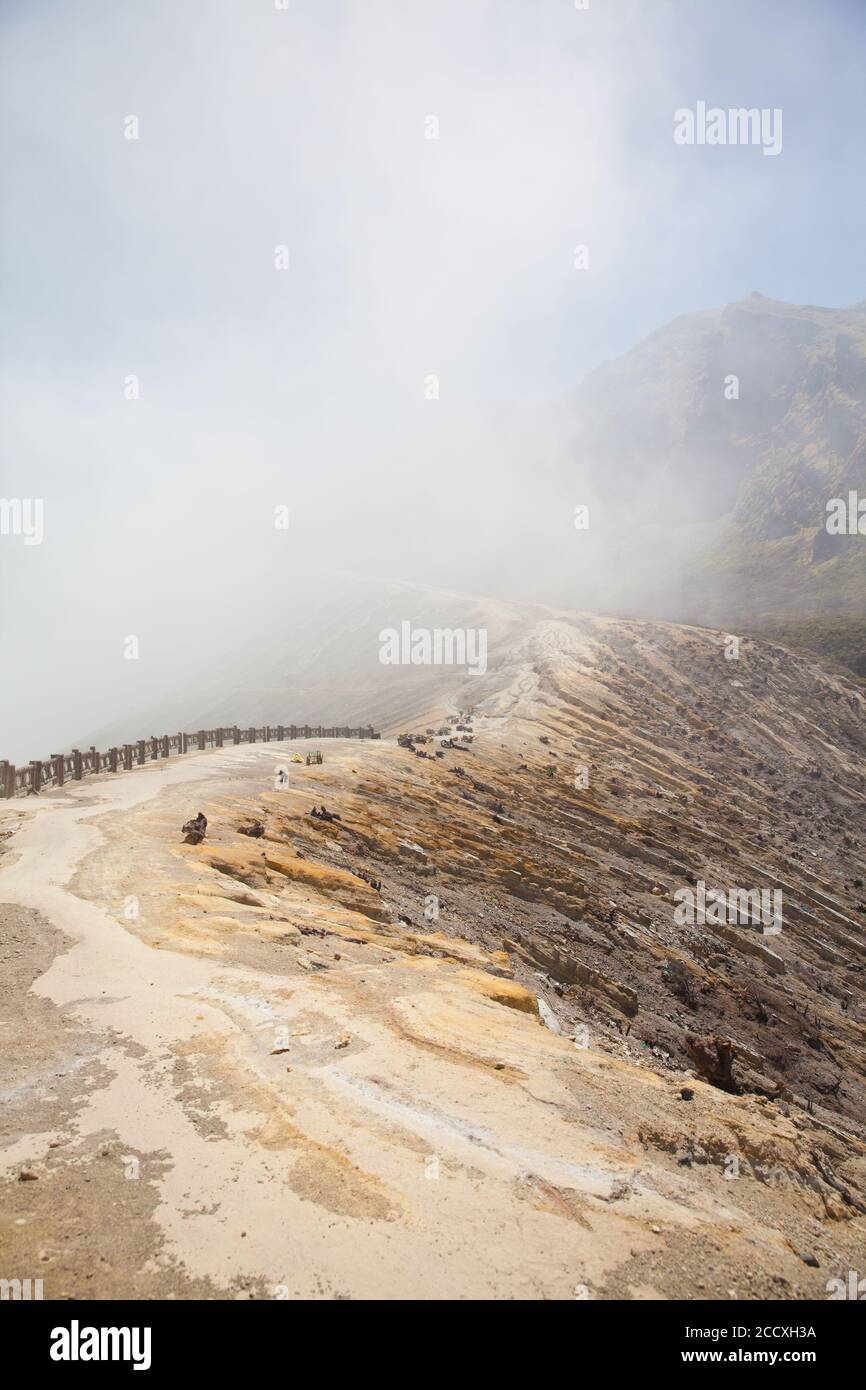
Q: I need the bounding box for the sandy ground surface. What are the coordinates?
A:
[2,620,865,1300]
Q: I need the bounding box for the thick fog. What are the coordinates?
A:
[1,0,864,760]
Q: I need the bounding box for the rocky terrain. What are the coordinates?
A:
[1,607,865,1299]
[559,294,866,671]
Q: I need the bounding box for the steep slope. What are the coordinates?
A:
[2,610,864,1299]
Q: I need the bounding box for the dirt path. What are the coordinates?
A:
[1,739,863,1299]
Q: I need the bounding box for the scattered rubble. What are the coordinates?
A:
[181,811,207,844]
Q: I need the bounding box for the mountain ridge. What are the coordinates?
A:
[560,293,866,668]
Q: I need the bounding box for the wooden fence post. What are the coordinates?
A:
[2,722,378,796]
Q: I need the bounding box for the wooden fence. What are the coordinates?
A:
[0,724,380,799]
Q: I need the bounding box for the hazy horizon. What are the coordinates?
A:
[2,0,865,760]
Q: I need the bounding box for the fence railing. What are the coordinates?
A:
[1,724,380,798]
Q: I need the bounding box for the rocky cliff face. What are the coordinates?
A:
[78,603,866,1135]
[561,295,866,651]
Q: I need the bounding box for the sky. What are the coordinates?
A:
[1,0,865,759]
